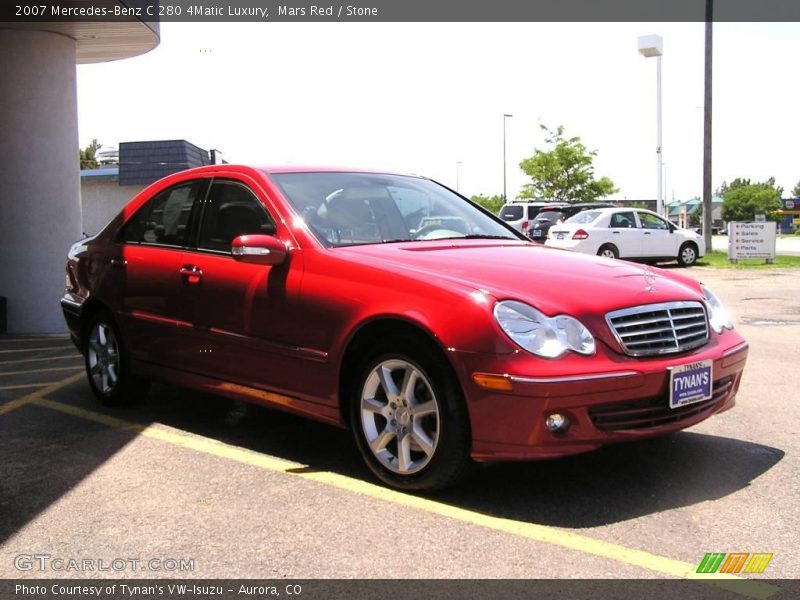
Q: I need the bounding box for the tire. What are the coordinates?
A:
[349,335,472,491]
[597,244,619,259]
[83,311,150,406]
[677,242,698,267]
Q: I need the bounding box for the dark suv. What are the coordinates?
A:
[528,202,615,242]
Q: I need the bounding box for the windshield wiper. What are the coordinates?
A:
[380,238,417,244]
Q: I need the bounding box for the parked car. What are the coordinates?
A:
[498,200,564,236]
[62,166,746,491]
[546,207,706,266]
[528,202,614,242]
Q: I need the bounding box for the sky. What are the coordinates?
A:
[76,22,800,202]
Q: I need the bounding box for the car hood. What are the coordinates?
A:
[337,241,704,319]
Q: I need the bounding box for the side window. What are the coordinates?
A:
[638,212,669,230]
[121,180,203,246]
[609,211,636,229]
[197,181,276,253]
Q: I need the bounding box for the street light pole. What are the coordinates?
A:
[656,52,663,216]
[456,160,462,192]
[503,114,513,201]
[638,35,664,216]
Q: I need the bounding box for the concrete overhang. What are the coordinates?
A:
[2,0,159,64]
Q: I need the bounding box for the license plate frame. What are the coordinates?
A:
[668,359,713,409]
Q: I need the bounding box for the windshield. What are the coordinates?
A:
[269,172,521,247]
[566,210,602,225]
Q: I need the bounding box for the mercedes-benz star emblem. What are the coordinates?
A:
[643,266,657,292]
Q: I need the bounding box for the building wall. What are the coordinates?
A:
[81,179,145,236]
[0,30,81,333]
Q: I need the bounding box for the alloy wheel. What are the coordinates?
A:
[87,321,120,396]
[360,359,440,474]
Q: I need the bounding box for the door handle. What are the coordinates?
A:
[179,265,203,284]
[109,257,127,267]
[612,231,620,234]
[644,232,652,235]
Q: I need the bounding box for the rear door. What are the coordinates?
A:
[607,210,642,258]
[113,179,207,367]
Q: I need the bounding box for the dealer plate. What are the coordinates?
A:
[669,359,713,409]
[531,229,542,237]
[554,232,566,240]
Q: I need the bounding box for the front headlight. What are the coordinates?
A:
[701,284,733,333]
[493,300,595,359]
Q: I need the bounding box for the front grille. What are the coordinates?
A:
[589,376,733,432]
[606,301,709,357]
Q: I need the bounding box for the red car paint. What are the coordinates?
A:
[62,165,748,465]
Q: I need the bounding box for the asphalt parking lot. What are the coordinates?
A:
[1,266,798,595]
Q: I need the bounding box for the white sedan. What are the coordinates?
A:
[545,207,706,266]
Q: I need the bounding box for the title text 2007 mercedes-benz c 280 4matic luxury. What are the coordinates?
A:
[61,166,749,490]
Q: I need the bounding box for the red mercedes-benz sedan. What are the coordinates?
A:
[61,165,748,490]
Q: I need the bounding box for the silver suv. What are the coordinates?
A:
[498,201,565,235]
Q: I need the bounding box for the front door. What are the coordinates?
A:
[637,211,675,258]
[177,178,303,395]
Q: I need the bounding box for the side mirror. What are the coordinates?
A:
[231,235,288,266]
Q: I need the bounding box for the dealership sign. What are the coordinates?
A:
[728,221,777,261]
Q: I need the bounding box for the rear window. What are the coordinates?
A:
[500,205,523,221]
[566,210,602,224]
[534,210,565,223]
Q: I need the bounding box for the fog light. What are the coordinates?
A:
[545,413,570,433]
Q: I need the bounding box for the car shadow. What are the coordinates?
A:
[1,378,783,543]
[135,384,784,529]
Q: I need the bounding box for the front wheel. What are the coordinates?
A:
[84,312,149,406]
[350,337,471,491]
[678,242,698,267]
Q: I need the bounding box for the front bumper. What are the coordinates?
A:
[454,333,748,462]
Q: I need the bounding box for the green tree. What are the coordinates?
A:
[470,194,505,214]
[721,178,782,222]
[518,124,618,203]
[79,139,102,169]
[791,179,800,197]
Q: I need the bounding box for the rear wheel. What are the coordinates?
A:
[597,244,619,259]
[84,312,149,406]
[678,242,698,267]
[350,336,471,491]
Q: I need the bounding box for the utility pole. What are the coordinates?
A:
[703,0,714,250]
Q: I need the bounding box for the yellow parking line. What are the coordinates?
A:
[24,396,779,599]
[0,346,74,354]
[0,354,81,366]
[0,372,85,415]
[0,383,62,391]
[0,365,83,377]
[0,337,68,343]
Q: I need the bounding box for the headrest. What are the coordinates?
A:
[317,186,384,229]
